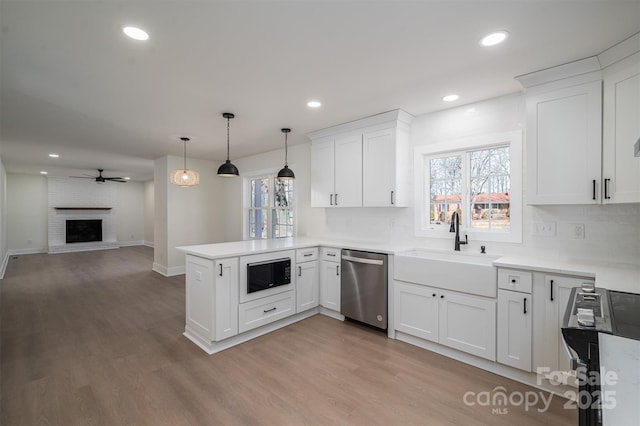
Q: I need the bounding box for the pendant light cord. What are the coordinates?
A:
[284,132,288,166]
[226,117,231,161]
[183,139,187,170]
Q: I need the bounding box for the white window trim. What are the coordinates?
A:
[413,131,522,243]
[242,167,298,241]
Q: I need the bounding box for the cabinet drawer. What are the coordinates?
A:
[498,269,532,294]
[296,247,319,263]
[320,247,341,262]
[238,291,295,333]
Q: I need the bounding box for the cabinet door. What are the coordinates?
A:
[214,258,239,341]
[497,289,532,371]
[185,255,215,341]
[394,282,439,343]
[363,127,400,207]
[334,133,362,207]
[296,261,319,312]
[311,138,335,207]
[320,260,341,311]
[439,290,496,361]
[603,52,640,204]
[526,80,602,204]
[539,275,593,384]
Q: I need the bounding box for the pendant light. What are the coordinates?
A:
[217,112,239,177]
[170,137,200,187]
[277,128,295,180]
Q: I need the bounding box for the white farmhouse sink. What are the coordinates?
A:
[394,249,499,297]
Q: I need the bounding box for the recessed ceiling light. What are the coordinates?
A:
[124,177,131,180]
[49,153,59,158]
[123,26,149,41]
[40,171,48,175]
[480,31,509,47]
[307,100,322,108]
[443,94,459,102]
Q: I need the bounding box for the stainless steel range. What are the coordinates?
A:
[562,284,640,426]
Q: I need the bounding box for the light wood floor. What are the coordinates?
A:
[1,246,576,425]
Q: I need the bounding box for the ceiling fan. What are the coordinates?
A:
[70,169,127,183]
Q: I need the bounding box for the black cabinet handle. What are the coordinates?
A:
[263,307,276,313]
[335,194,338,206]
[303,253,313,257]
[219,264,223,277]
[330,194,333,206]
[440,295,444,299]
[550,280,554,301]
[327,253,336,257]
[432,293,436,297]
[298,266,302,277]
[511,279,516,283]
[604,178,611,200]
[523,297,527,314]
[391,190,395,205]
[592,180,596,200]
[336,265,339,276]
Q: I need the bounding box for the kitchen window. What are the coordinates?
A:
[247,174,295,239]
[414,131,522,243]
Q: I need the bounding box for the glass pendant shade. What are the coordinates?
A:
[170,137,199,187]
[218,112,239,177]
[277,128,295,181]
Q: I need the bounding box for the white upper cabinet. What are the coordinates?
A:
[334,133,363,207]
[603,51,640,203]
[310,137,335,208]
[524,79,602,204]
[308,109,413,208]
[362,126,410,207]
[517,34,640,205]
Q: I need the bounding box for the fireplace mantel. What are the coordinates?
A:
[54,207,112,210]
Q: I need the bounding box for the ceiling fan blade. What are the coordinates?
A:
[105,178,127,182]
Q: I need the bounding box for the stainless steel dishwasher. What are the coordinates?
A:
[340,249,388,329]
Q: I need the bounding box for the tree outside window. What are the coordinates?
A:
[248,176,294,239]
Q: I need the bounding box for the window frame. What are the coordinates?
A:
[413,131,522,243]
[243,168,297,240]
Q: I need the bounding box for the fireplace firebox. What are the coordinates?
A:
[66,219,103,243]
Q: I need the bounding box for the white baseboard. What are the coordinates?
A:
[152,262,185,277]
[118,240,144,247]
[8,248,47,256]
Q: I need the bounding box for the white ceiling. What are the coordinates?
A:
[1,1,639,181]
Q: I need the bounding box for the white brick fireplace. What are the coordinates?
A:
[47,177,118,253]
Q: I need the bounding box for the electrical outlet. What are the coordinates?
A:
[532,221,556,237]
[571,223,585,239]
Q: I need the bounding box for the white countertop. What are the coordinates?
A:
[177,238,640,294]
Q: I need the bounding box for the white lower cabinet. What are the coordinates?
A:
[394,281,496,361]
[239,291,295,333]
[320,260,341,311]
[534,274,594,385]
[185,255,238,343]
[497,289,532,371]
[438,290,496,361]
[394,282,439,342]
[296,259,319,312]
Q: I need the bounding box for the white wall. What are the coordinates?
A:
[3,173,147,253]
[6,173,48,253]
[0,157,8,278]
[225,93,640,266]
[116,180,145,245]
[154,155,225,275]
[144,180,154,246]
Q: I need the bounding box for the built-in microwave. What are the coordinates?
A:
[247,258,291,294]
[239,250,295,303]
